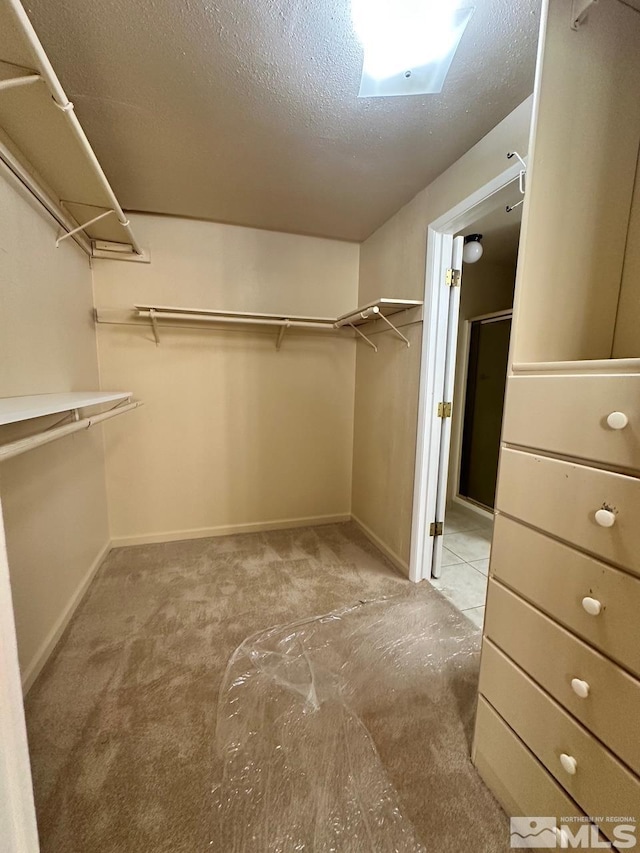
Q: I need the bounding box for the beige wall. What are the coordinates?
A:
[612,149,640,358]
[447,260,516,503]
[0,171,110,687]
[352,98,532,571]
[92,215,359,544]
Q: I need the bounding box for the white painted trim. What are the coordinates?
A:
[0,497,40,853]
[21,539,111,694]
[350,514,410,577]
[111,513,352,547]
[410,163,523,584]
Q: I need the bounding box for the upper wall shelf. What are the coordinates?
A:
[0,391,132,426]
[96,299,423,352]
[0,0,144,260]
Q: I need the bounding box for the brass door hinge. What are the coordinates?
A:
[437,402,452,418]
[429,521,443,537]
[446,268,461,287]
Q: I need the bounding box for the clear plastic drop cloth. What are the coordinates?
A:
[209,588,481,852]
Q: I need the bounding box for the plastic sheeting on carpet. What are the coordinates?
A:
[210,589,480,852]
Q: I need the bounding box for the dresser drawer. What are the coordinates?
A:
[496,448,640,576]
[484,579,640,775]
[502,374,640,472]
[479,640,640,844]
[474,696,589,822]
[491,514,640,678]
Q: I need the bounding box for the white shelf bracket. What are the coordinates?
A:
[275,320,290,351]
[149,308,160,346]
[0,72,41,92]
[571,0,597,30]
[348,322,378,352]
[506,151,527,213]
[377,311,410,347]
[56,208,115,247]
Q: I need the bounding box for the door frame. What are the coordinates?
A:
[450,310,513,514]
[0,496,40,853]
[409,162,524,583]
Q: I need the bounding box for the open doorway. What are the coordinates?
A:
[432,207,521,626]
[409,159,525,618]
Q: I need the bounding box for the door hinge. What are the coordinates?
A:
[429,521,444,537]
[446,268,461,287]
[437,402,452,418]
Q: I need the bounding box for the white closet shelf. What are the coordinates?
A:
[0,392,132,426]
[96,299,423,352]
[335,299,423,327]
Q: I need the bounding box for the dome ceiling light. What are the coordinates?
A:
[462,234,483,264]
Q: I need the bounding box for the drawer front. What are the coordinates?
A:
[502,374,640,472]
[473,697,588,822]
[496,448,640,576]
[484,579,640,775]
[491,514,640,678]
[479,640,640,843]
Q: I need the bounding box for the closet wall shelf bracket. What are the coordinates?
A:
[506,151,527,213]
[571,0,597,30]
[348,322,377,352]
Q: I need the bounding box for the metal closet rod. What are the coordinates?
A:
[136,309,337,331]
[6,0,142,255]
[0,401,141,462]
[0,138,92,255]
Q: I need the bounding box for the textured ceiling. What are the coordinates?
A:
[22,0,540,241]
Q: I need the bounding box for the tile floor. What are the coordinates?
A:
[430,502,493,629]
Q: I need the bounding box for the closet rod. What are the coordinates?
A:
[0,138,92,255]
[136,309,336,332]
[0,401,140,462]
[6,0,142,255]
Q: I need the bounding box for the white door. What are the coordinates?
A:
[430,235,464,579]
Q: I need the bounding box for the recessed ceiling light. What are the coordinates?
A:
[351,0,474,98]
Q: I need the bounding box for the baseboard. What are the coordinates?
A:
[21,539,112,695]
[452,495,494,522]
[110,513,352,548]
[350,514,409,577]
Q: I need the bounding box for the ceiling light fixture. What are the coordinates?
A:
[462,234,483,264]
[352,0,474,98]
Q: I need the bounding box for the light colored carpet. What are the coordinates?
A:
[24,522,510,852]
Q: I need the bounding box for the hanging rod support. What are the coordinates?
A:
[56,209,116,247]
[0,73,41,92]
[275,320,290,351]
[149,309,160,346]
[506,151,527,213]
[348,322,377,352]
[376,311,411,347]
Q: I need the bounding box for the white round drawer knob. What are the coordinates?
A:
[607,411,629,430]
[560,753,578,775]
[571,678,590,699]
[595,508,616,528]
[582,596,602,616]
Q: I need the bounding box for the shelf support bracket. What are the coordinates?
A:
[275,320,290,351]
[56,208,116,247]
[506,151,527,213]
[377,311,410,347]
[348,322,377,352]
[571,0,597,30]
[149,308,160,346]
[0,73,41,92]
